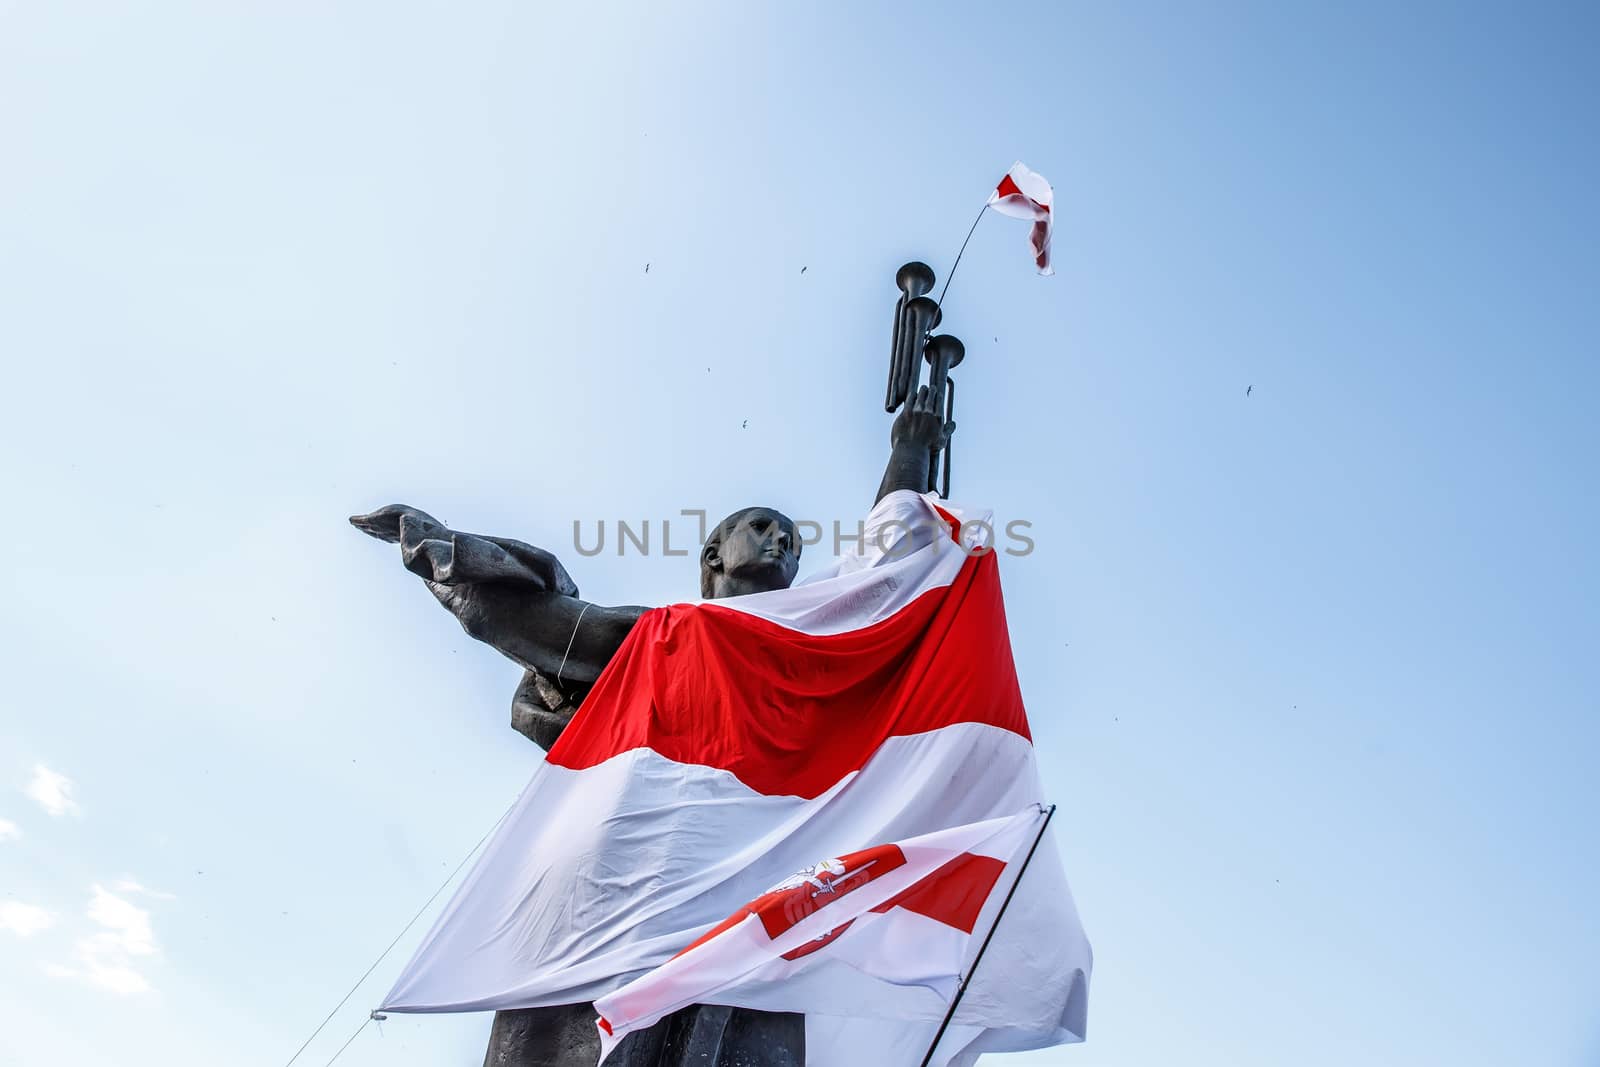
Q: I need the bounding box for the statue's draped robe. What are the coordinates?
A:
[384,492,1090,1066]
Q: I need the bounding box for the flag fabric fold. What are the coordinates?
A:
[378,489,1091,1065]
[987,161,1056,276]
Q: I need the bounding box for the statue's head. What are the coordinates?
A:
[700,506,800,599]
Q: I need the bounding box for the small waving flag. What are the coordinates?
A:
[987,161,1055,276]
[592,809,1046,1063]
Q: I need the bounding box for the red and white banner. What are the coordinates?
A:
[595,810,1044,1062]
[988,161,1055,276]
[379,491,1091,1066]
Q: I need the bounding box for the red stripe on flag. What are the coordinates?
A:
[995,174,1024,200]
[547,552,1030,798]
[687,847,1008,968]
[870,851,1007,933]
[672,843,908,960]
[749,843,906,940]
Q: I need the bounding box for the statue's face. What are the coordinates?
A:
[702,507,800,598]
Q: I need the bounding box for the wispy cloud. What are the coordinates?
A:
[0,817,19,841]
[73,943,153,995]
[25,764,79,817]
[0,901,56,937]
[86,884,156,955]
[112,878,176,901]
[45,884,164,995]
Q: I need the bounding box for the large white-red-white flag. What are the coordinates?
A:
[379,490,1091,1066]
[595,810,1045,1062]
[988,161,1056,276]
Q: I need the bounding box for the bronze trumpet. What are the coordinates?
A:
[884,263,964,498]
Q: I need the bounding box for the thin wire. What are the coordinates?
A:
[935,203,991,310]
[280,799,517,1067]
[322,1015,372,1067]
[556,601,593,685]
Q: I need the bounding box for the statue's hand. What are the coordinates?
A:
[890,384,956,454]
[352,504,579,596]
[349,504,446,544]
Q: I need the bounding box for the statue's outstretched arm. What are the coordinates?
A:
[428,582,645,686]
[349,505,646,686]
[876,385,956,503]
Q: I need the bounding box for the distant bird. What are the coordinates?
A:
[1246,385,1253,397]
[741,419,748,429]
[644,263,650,273]
[800,266,807,274]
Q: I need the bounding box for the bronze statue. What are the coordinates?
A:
[351,386,954,1066]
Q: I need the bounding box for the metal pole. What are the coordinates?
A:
[936,203,990,311]
[916,803,1058,1067]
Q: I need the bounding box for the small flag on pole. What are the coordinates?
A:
[987,162,1055,276]
[592,810,1047,1063]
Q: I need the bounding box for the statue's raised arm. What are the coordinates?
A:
[349,505,647,747]
[875,383,955,504]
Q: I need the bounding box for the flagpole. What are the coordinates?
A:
[916,803,1057,1067]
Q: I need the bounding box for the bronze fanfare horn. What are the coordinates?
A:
[885,262,938,413]
[924,334,964,498]
[884,262,965,498]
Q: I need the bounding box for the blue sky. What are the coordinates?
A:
[2,2,1597,1064]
